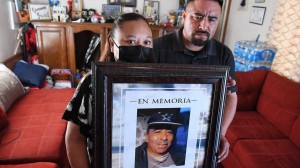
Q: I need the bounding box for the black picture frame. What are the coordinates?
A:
[92,62,229,168]
[107,0,137,7]
[249,6,266,25]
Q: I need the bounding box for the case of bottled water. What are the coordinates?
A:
[233,40,277,72]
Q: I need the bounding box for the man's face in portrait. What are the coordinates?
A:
[145,126,174,157]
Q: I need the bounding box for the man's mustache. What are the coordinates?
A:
[193,30,210,37]
[157,141,169,145]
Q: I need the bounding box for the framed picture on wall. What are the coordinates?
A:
[102,4,122,18]
[143,0,159,19]
[108,0,137,7]
[28,3,52,21]
[249,6,266,25]
[92,62,229,168]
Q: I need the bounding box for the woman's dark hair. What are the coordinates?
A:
[99,13,150,62]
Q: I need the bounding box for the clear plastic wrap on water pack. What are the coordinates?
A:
[234,40,276,72]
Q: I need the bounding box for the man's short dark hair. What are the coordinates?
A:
[185,0,223,9]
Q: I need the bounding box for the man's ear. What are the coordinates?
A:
[182,10,187,21]
[144,134,149,143]
[109,38,114,53]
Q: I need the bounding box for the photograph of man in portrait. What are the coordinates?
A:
[135,108,190,168]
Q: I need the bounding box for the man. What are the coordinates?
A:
[154,0,237,162]
[135,112,185,168]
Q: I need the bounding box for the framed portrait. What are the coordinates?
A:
[249,6,266,25]
[102,4,122,18]
[122,6,135,13]
[108,0,137,7]
[72,0,82,19]
[92,62,229,168]
[28,3,51,21]
[143,0,159,19]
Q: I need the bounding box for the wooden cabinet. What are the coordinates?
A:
[34,22,109,76]
[33,22,178,80]
[35,25,69,70]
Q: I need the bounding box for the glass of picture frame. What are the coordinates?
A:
[143,0,159,19]
[102,4,122,19]
[249,6,266,25]
[92,62,229,168]
[28,3,52,21]
[72,0,82,19]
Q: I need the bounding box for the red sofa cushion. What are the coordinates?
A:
[226,111,286,148]
[221,150,244,168]
[0,88,75,167]
[236,70,268,111]
[257,71,300,137]
[0,108,8,131]
[0,162,59,168]
[232,139,300,168]
[290,115,300,148]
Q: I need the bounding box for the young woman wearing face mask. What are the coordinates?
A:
[62,13,155,168]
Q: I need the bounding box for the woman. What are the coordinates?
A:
[62,13,154,168]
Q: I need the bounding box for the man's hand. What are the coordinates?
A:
[227,76,236,93]
[227,76,236,87]
[218,135,230,163]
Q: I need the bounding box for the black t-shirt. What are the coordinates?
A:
[154,27,237,93]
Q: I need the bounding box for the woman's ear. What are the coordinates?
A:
[109,38,114,53]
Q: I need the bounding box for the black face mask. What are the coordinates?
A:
[112,39,155,63]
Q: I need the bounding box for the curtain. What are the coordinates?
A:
[267,0,300,82]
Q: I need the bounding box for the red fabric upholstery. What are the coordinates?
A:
[226,111,286,148]
[0,162,59,168]
[221,151,244,168]
[222,70,300,168]
[232,139,300,168]
[0,108,8,131]
[236,70,268,111]
[0,89,75,167]
[257,71,300,137]
[290,115,300,148]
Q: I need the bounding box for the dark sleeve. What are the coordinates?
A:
[154,37,162,62]
[224,46,238,93]
[135,143,148,168]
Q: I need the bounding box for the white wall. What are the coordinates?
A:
[224,0,277,50]
[0,0,21,62]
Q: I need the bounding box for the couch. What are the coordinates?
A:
[0,60,75,167]
[222,69,300,168]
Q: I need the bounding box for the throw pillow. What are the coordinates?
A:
[0,64,25,112]
[13,60,48,87]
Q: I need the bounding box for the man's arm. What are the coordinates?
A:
[65,121,90,168]
[218,91,237,162]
